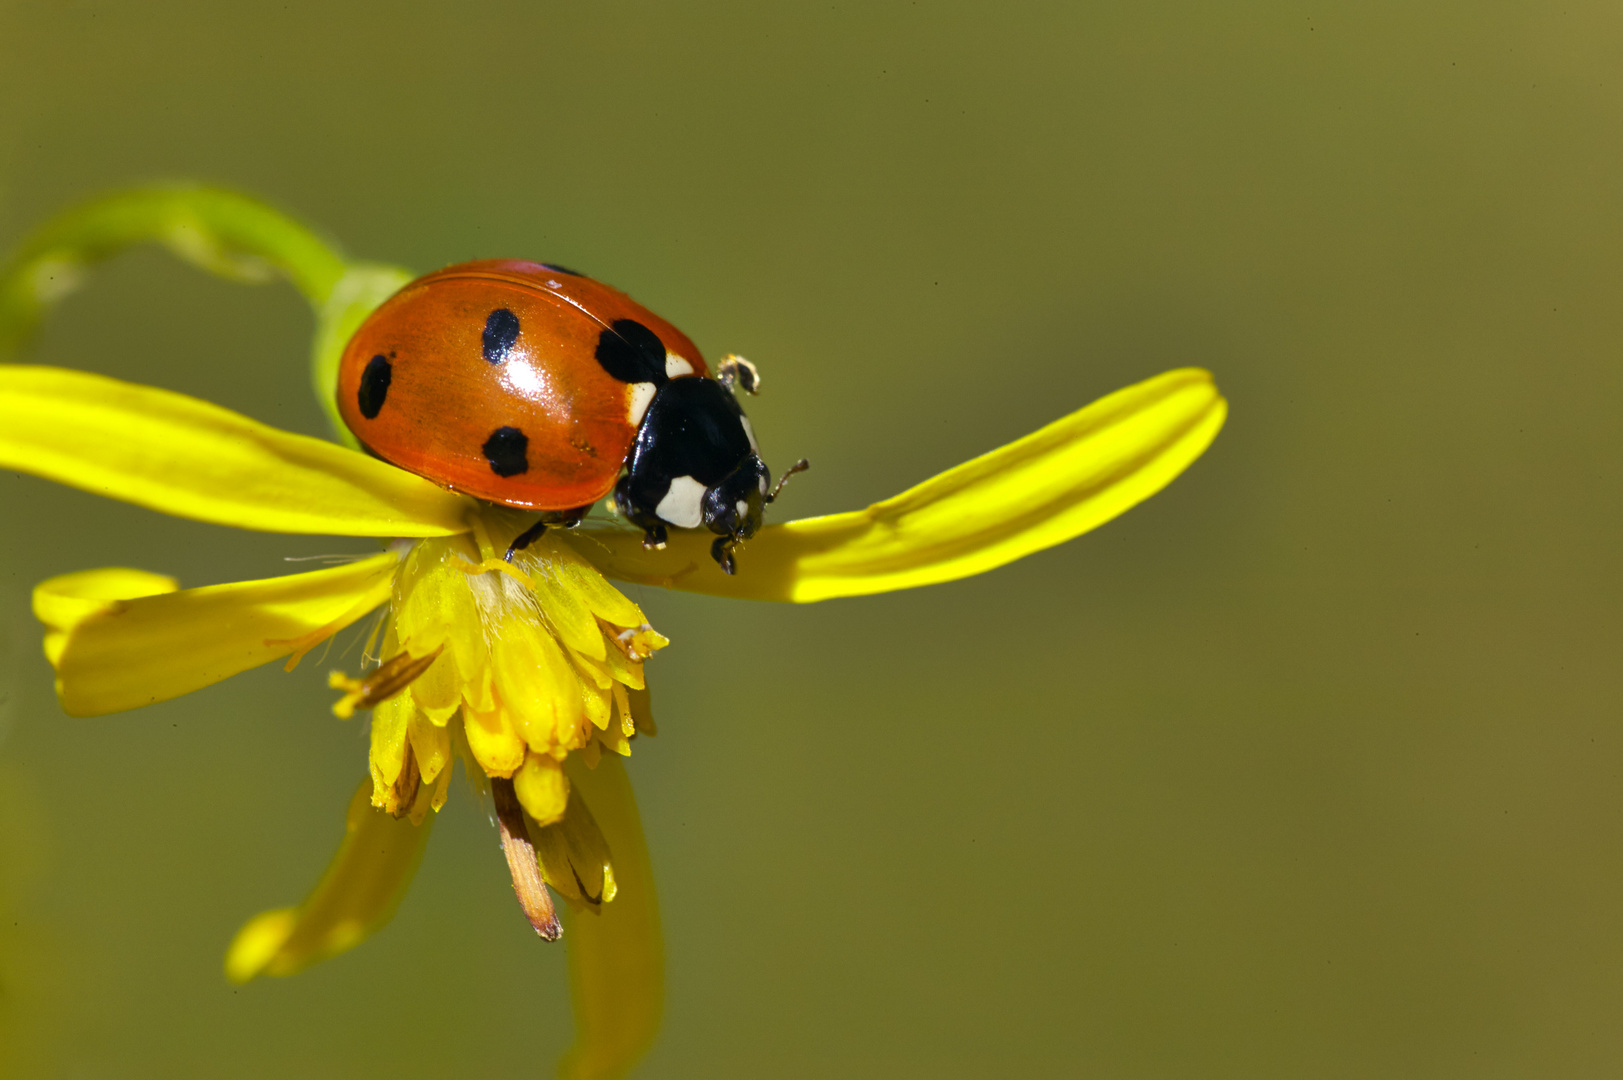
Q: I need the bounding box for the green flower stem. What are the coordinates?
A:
[0,185,350,353]
[311,264,414,449]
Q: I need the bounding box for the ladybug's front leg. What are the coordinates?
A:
[711,536,738,575]
[640,521,668,550]
[503,520,548,562]
[612,474,669,550]
[503,505,593,562]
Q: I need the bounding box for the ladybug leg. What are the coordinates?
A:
[503,505,593,562]
[711,535,738,575]
[503,520,549,562]
[613,474,670,550]
[716,354,761,395]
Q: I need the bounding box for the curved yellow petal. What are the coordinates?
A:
[225,777,432,982]
[30,567,180,666]
[0,185,349,353]
[34,552,399,716]
[558,755,663,1080]
[0,365,473,536]
[566,367,1226,602]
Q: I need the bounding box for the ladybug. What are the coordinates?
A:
[336,259,804,573]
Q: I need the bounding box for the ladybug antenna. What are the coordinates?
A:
[765,458,810,505]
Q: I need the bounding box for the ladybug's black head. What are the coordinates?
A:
[613,373,787,574]
[700,455,772,572]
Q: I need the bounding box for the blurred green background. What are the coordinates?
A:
[2,1,1620,1076]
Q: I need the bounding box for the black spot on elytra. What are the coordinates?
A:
[594,319,668,384]
[540,262,582,276]
[483,426,529,477]
[482,308,521,364]
[358,354,391,419]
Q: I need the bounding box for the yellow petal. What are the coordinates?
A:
[514,752,571,827]
[571,650,614,693]
[595,723,632,759]
[466,661,497,716]
[426,760,451,815]
[463,703,527,777]
[521,551,607,660]
[369,694,412,801]
[566,367,1226,602]
[225,777,431,982]
[557,755,662,1080]
[581,681,613,734]
[392,538,483,654]
[534,780,614,907]
[35,551,398,717]
[0,365,473,536]
[626,686,656,737]
[30,567,179,666]
[553,541,649,628]
[408,648,464,721]
[406,709,451,786]
[596,631,645,691]
[491,615,585,752]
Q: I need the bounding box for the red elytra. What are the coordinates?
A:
[335,259,708,511]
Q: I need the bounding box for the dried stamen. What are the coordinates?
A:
[492,776,562,941]
[329,645,444,719]
[385,742,421,820]
[611,623,668,662]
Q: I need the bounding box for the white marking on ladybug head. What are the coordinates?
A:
[735,499,749,520]
[739,415,759,453]
[757,473,768,496]
[664,351,694,379]
[654,475,706,529]
[627,381,657,426]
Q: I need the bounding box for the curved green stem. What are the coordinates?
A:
[312,264,414,449]
[0,185,349,353]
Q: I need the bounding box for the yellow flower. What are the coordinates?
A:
[1,187,1226,1079]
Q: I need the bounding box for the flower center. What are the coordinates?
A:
[337,508,665,843]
